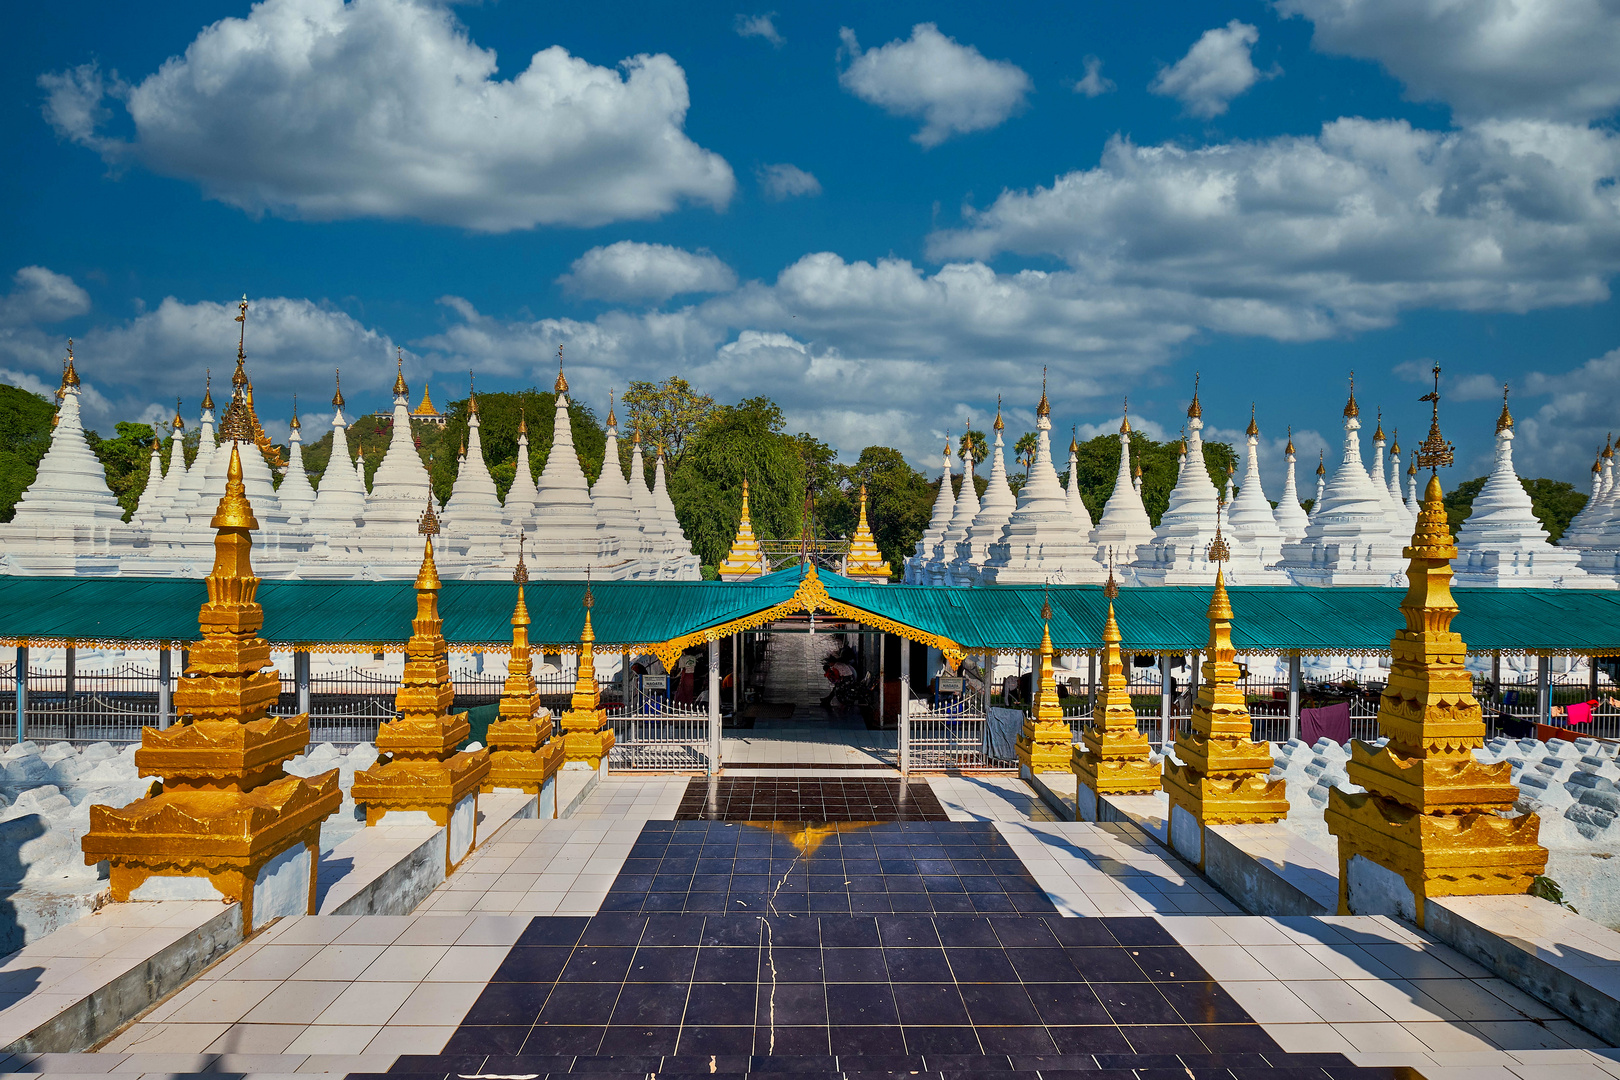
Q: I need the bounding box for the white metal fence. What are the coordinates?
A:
[909,677,1016,770]
[608,673,712,772]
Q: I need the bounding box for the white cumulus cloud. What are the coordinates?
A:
[758,163,822,201]
[39,0,734,232]
[0,267,91,327]
[734,12,784,47]
[558,241,738,303]
[1277,0,1620,123]
[837,23,1033,148]
[1073,56,1115,98]
[929,118,1620,336]
[1150,20,1270,119]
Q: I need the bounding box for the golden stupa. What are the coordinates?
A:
[351,497,490,874]
[717,479,765,580]
[1326,369,1546,924]
[1015,593,1074,774]
[82,441,340,930]
[844,485,892,582]
[482,538,566,801]
[1161,516,1288,864]
[560,580,615,769]
[1072,568,1160,809]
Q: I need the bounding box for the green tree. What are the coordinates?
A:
[1013,431,1037,473]
[669,396,804,568]
[957,428,987,468]
[429,391,603,504]
[86,421,158,520]
[623,377,714,466]
[0,384,57,522]
[1444,475,1588,543]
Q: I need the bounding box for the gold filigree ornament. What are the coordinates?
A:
[81,443,342,931]
[1325,366,1546,925]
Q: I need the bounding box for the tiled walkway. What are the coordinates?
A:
[13,772,1609,1080]
[674,777,949,821]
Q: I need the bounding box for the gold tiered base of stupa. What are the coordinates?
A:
[81,440,340,931]
[563,710,615,770]
[1073,588,1160,796]
[1162,567,1288,842]
[1016,615,1072,775]
[353,712,489,826]
[484,711,566,794]
[1327,471,1547,924]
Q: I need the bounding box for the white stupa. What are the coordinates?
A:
[1133,385,1271,585]
[1274,428,1310,544]
[1368,413,1412,537]
[627,432,665,560]
[1277,380,1406,587]
[529,359,620,577]
[129,439,166,533]
[1570,437,1620,581]
[956,405,1016,584]
[441,385,508,578]
[1385,429,1415,535]
[363,353,437,578]
[589,392,647,575]
[143,382,219,577]
[1064,432,1093,534]
[651,451,699,579]
[1224,408,1285,565]
[1089,405,1154,574]
[502,409,540,534]
[1562,444,1609,549]
[1405,460,1421,518]
[1454,387,1604,588]
[277,399,317,527]
[908,442,955,584]
[1307,452,1326,523]
[354,443,367,490]
[0,347,127,575]
[144,403,189,525]
[981,385,1104,584]
[298,373,368,578]
[930,439,977,586]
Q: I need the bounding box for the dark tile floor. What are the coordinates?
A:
[675,778,949,822]
[599,819,1058,917]
[413,910,1287,1061]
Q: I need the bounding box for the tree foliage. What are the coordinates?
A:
[85,422,158,520]
[622,377,714,466]
[670,396,804,567]
[0,384,56,523]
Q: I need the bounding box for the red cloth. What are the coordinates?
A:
[1565,699,1598,725]
[1300,702,1352,745]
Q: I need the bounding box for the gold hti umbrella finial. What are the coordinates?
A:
[1414,363,1454,472]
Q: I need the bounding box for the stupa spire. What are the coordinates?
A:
[845,484,893,581]
[588,387,643,572]
[1226,405,1284,565]
[1016,586,1073,773]
[909,439,956,583]
[481,536,565,796]
[1275,425,1310,543]
[1091,398,1153,574]
[560,575,615,768]
[718,478,766,580]
[1072,562,1160,816]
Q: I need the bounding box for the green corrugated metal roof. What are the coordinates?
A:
[0,571,1617,655]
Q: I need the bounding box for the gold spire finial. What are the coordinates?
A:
[1496,383,1513,433]
[1246,403,1258,438]
[211,441,259,531]
[393,348,408,397]
[1285,425,1294,456]
[1069,426,1079,455]
[458,434,466,458]
[58,339,80,395]
[290,393,300,431]
[417,492,440,536]
[1344,371,1359,417]
[1373,407,1385,442]
[172,398,186,432]
[1041,581,1052,623]
[518,404,528,435]
[1317,449,1326,476]
[1605,434,1613,460]
[606,388,617,428]
[583,567,594,612]
[1408,459,1417,477]
[1103,552,1119,600]
[554,345,567,395]
[202,370,214,412]
[1390,428,1400,455]
[1036,367,1050,418]
[332,368,345,411]
[993,395,1004,431]
[513,533,529,585]
[467,371,478,416]
[218,377,255,443]
[234,295,248,368]
[1188,372,1202,419]
[1414,363,1453,472]
[1120,396,1131,434]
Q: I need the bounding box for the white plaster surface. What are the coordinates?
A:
[1346,853,1418,920]
[129,876,223,902]
[1169,801,1203,865]
[250,844,312,929]
[446,794,477,867]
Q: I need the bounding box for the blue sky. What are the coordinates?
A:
[3,0,1618,492]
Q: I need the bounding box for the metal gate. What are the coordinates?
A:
[609,673,713,772]
[908,681,1016,771]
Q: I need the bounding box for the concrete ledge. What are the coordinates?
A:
[1427,893,1620,1047]
[1203,823,1336,917]
[557,767,602,819]
[0,901,242,1054]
